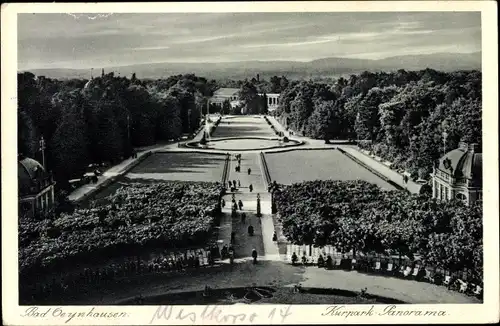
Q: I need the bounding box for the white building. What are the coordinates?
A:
[432,142,482,205]
[209,88,280,112]
[209,88,240,107]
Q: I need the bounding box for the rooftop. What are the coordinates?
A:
[213,88,240,97]
[437,142,482,186]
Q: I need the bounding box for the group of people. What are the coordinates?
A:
[226,178,253,192]
[22,250,219,302]
[220,243,235,262]
[228,179,241,188]
[220,241,258,265]
[232,154,252,176]
[226,196,243,211]
[234,166,252,176]
[291,252,334,268]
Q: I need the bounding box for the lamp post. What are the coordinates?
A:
[39,136,46,169]
[256,193,261,217]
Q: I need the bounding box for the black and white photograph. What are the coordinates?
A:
[2,1,499,325]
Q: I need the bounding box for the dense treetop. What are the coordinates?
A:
[274,180,482,282]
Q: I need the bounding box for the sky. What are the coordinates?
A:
[17,12,481,70]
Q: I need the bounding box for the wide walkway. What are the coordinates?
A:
[340,146,422,194]
[79,259,478,305]
[68,149,152,202]
[223,151,280,260]
[227,152,267,192]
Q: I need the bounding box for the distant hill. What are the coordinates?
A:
[23,52,481,80]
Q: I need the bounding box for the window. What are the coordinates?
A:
[440,184,445,200]
[444,187,449,201]
[477,191,482,201]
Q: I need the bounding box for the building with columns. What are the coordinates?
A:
[18,155,56,218]
[432,142,482,206]
[209,88,280,112]
[263,93,280,112]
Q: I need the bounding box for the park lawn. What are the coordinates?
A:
[126,152,226,182]
[212,116,276,138]
[265,150,397,190]
[78,152,226,208]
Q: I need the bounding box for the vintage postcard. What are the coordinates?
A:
[1,1,498,325]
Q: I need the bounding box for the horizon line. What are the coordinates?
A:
[19,50,481,72]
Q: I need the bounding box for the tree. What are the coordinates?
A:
[51,106,89,183]
[239,81,260,114]
[124,85,156,146]
[93,99,124,164]
[306,100,336,141]
[259,93,269,114]
[18,110,37,157]
[152,90,182,140]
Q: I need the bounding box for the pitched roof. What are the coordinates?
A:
[213,88,240,97]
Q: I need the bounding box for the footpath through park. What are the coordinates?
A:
[339,146,422,194]
[218,152,280,261]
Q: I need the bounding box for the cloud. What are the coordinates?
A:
[17,12,481,70]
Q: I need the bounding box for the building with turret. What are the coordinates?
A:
[432,142,482,205]
[18,155,56,218]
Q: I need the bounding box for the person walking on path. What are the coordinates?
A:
[241,212,246,223]
[238,180,241,187]
[247,168,252,175]
[233,180,237,188]
[249,184,253,193]
[228,181,232,189]
[252,249,258,264]
[238,199,244,211]
[221,198,225,208]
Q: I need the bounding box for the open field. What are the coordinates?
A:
[212,116,275,138]
[265,150,397,190]
[126,152,225,182]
